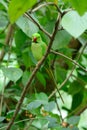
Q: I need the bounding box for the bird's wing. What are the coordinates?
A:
[31,42,43,61]
[41,42,47,56]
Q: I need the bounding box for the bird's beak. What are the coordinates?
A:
[32,37,37,42]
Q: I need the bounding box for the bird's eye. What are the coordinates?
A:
[33,37,37,42]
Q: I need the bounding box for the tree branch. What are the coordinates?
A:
[30,2,62,15]
[6,13,61,130]
[49,42,87,100]
[50,50,87,72]
[54,95,63,123]
[0,24,14,62]
[24,12,51,38]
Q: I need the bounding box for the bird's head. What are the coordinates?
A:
[32,33,41,43]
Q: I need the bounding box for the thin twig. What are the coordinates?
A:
[71,74,86,86]
[24,12,51,38]
[0,77,6,116]
[65,101,87,118]
[0,118,35,130]
[54,95,63,123]
[30,2,62,15]
[49,42,87,99]
[30,0,44,12]
[0,116,50,129]
[24,118,34,130]
[0,24,14,116]
[46,68,64,103]
[6,13,61,130]
[50,50,87,72]
[0,24,14,62]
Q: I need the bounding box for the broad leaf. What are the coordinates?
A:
[44,101,56,112]
[0,0,8,10]
[67,116,80,125]
[0,11,8,31]
[46,116,58,128]
[8,0,36,23]
[62,11,87,38]
[27,100,42,110]
[22,71,31,86]
[0,116,5,122]
[70,0,87,15]
[27,93,48,110]
[52,30,72,50]
[35,92,48,102]
[1,67,23,82]
[36,72,46,87]
[16,16,39,37]
[32,118,48,129]
[68,80,83,95]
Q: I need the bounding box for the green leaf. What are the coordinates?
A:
[44,101,56,112]
[27,93,48,110]
[8,0,36,23]
[52,30,72,50]
[70,0,87,15]
[78,33,87,45]
[27,100,42,110]
[68,80,83,95]
[22,71,31,86]
[36,72,46,87]
[62,128,71,130]
[15,29,27,51]
[35,92,48,102]
[62,11,87,38]
[22,47,35,68]
[0,116,5,122]
[6,110,15,119]
[0,11,8,31]
[55,65,67,83]
[46,116,58,128]
[1,67,23,82]
[32,118,48,129]
[16,16,39,37]
[67,116,80,125]
[72,127,79,130]
[0,0,8,10]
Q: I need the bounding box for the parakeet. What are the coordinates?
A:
[31,33,47,61]
[31,33,64,103]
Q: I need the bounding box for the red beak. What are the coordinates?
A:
[33,37,37,42]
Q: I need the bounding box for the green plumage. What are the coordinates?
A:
[31,33,47,61]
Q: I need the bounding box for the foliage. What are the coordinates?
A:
[0,0,87,130]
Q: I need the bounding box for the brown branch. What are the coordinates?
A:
[24,12,51,38]
[0,24,14,62]
[50,50,87,72]
[30,0,44,12]
[75,105,87,116]
[49,42,87,100]
[65,100,87,118]
[6,13,61,130]
[71,74,86,86]
[30,2,62,15]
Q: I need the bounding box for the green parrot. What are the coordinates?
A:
[31,33,47,61]
[31,33,64,103]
